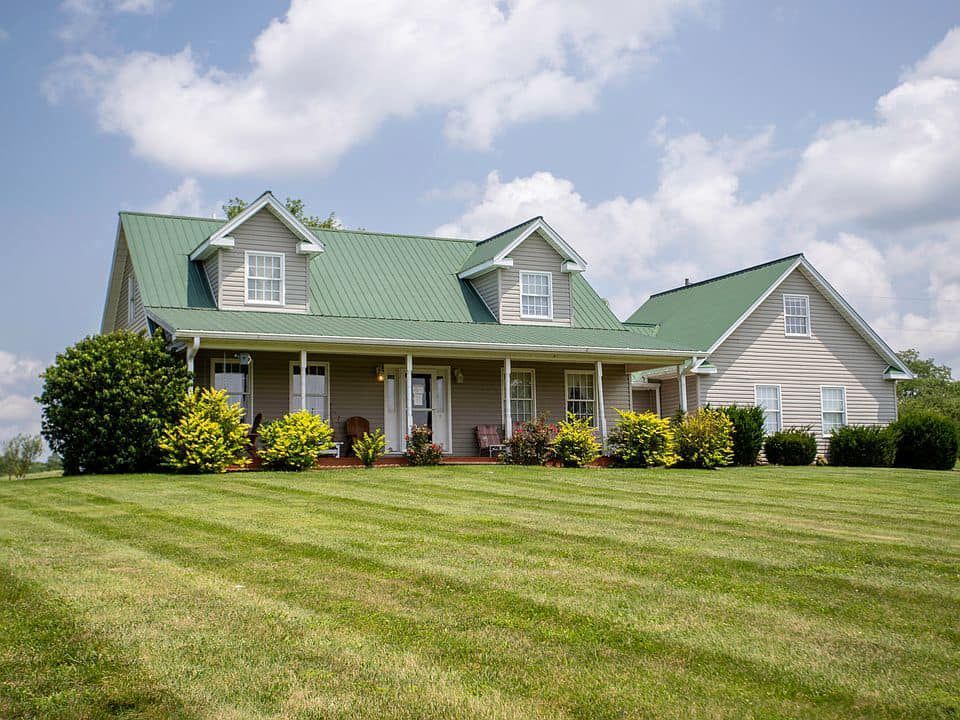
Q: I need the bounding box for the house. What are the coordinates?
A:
[626,255,912,450]
[100,190,911,456]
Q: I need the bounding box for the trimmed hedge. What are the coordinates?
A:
[827,425,896,467]
[891,412,958,470]
[722,405,765,466]
[764,428,817,466]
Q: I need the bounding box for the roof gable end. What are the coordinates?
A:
[458,217,587,279]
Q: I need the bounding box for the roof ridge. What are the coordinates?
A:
[476,216,542,246]
[649,253,803,298]
[120,210,225,223]
[313,226,474,243]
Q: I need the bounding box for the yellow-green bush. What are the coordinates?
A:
[353,428,386,468]
[550,413,601,468]
[607,410,678,467]
[673,407,734,469]
[159,389,250,473]
[259,411,334,471]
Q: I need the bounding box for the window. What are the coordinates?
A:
[503,369,536,424]
[754,385,782,434]
[783,294,810,336]
[290,362,329,418]
[520,271,552,319]
[212,360,252,423]
[565,371,595,422]
[245,251,284,305]
[127,276,136,324]
[821,386,847,435]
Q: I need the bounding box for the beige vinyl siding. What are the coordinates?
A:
[219,208,309,311]
[115,236,146,332]
[470,270,501,320]
[500,232,572,325]
[632,388,658,414]
[203,254,220,305]
[701,268,897,450]
[658,374,698,417]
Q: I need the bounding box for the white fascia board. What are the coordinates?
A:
[189,192,324,261]
[561,260,586,273]
[883,369,912,380]
[457,258,514,280]
[497,219,589,272]
[690,358,717,375]
[297,242,324,255]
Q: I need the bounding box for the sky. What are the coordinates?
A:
[3,0,960,443]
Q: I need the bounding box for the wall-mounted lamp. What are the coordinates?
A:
[375,365,385,382]
[236,352,253,366]
[453,368,464,384]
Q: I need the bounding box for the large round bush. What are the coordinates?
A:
[159,389,251,473]
[827,425,896,467]
[891,412,958,470]
[763,428,817,466]
[608,409,677,467]
[38,331,191,475]
[673,408,734,469]
[722,405,765,466]
[259,410,335,470]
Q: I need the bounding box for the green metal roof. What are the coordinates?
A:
[458,217,544,271]
[119,210,643,348]
[626,255,802,350]
[148,307,698,352]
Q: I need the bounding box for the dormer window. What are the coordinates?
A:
[520,271,552,319]
[783,294,810,336]
[245,251,284,305]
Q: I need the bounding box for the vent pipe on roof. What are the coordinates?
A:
[684,278,690,286]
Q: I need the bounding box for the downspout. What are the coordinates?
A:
[185,336,200,389]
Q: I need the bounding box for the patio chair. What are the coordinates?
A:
[345,416,370,456]
[247,413,263,460]
[476,424,505,457]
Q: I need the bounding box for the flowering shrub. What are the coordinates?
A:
[550,413,601,468]
[258,410,334,470]
[353,428,387,468]
[607,409,677,467]
[501,414,555,465]
[405,425,443,466]
[159,389,250,473]
[673,408,734,469]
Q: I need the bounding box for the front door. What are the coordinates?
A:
[383,366,451,453]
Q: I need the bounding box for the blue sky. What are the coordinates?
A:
[3,0,960,440]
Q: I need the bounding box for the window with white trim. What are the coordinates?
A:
[754,385,782,434]
[565,371,595,422]
[213,360,252,423]
[520,271,552,319]
[503,369,536,424]
[783,294,810,336]
[245,252,284,305]
[821,386,847,435]
[127,276,136,324]
[290,362,329,418]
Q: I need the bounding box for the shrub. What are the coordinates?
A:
[405,425,443,466]
[673,408,734,469]
[827,425,897,467]
[501,414,555,465]
[722,405,766,466]
[353,428,387,468]
[159,389,251,473]
[891,411,958,470]
[607,410,677,468]
[764,428,817,466]
[1,434,44,479]
[38,331,191,474]
[259,410,335,471]
[550,413,601,468]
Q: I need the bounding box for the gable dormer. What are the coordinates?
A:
[459,218,586,326]
[190,192,323,312]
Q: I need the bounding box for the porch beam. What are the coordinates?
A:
[405,353,413,444]
[300,350,308,411]
[595,361,607,449]
[185,336,200,389]
[504,357,512,439]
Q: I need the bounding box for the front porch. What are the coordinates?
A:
[189,348,666,457]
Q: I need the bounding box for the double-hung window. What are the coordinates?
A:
[504,369,536,424]
[754,385,782,434]
[565,371,595,422]
[520,271,552,319]
[291,362,329,418]
[783,294,810,336]
[245,251,284,305]
[213,360,252,423]
[821,386,847,435]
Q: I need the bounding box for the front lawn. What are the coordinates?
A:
[0,466,957,719]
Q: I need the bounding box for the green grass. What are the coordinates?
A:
[0,466,957,719]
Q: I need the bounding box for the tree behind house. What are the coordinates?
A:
[223,196,341,230]
[1,434,43,479]
[896,348,960,453]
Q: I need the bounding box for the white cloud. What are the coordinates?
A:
[49,0,701,174]
[0,351,44,389]
[148,177,207,217]
[57,0,163,44]
[0,352,45,444]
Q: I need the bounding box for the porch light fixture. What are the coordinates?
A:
[453,368,464,384]
[375,365,385,382]
[236,352,253,366]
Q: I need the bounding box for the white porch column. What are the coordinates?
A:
[678,364,688,414]
[504,357,512,439]
[405,353,414,443]
[299,350,308,411]
[185,336,200,389]
[595,360,607,448]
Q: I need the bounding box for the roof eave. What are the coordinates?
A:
[457,258,514,280]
